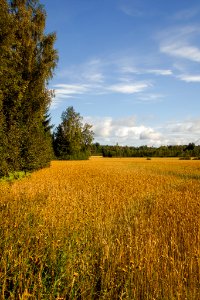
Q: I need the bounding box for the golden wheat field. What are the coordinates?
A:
[0,157,200,299]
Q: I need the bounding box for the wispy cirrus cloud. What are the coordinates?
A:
[173,6,200,21]
[51,84,91,109]
[54,80,151,97]
[137,93,165,103]
[57,58,105,83]
[178,74,200,82]
[50,53,160,109]
[120,66,173,76]
[161,43,200,63]
[118,0,144,18]
[157,23,200,84]
[119,5,143,17]
[159,25,200,62]
[51,80,152,109]
[83,72,104,83]
[147,69,173,76]
[108,82,150,94]
[54,84,90,96]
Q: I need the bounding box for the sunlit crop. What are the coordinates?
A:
[0,157,199,299]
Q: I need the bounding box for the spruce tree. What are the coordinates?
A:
[0,0,58,175]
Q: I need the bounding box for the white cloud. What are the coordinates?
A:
[51,54,159,109]
[161,43,200,62]
[158,25,200,84]
[84,115,200,146]
[54,84,90,96]
[86,115,162,146]
[177,74,200,82]
[50,79,153,109]
[108,82,150,94]
[51,53,177,110]
[50,84,91,109]
[147,69,173,76]
[137,93,164,103]
[158,25,199,42]
[52,81,151,103]
[83,72,104,83]
[121,66,173,77]
[93,117,113,138]
[120,65,139,74]
[140,129,161,141]
[158,25,200,65]
[167,119,200,133]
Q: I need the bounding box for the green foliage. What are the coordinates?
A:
[20,124,54,171]
[0,0,58,176]
[96,143,200,158]
[53,106,94,160]
[0,171,30,182]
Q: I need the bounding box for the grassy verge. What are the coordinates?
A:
[0,171,30,183]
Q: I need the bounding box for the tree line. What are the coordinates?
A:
[91,143,200,159]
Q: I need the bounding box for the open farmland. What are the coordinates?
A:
[0,158,200,299]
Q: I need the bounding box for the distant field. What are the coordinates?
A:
[0,158,200,299]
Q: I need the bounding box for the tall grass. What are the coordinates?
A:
[0,158,199,299]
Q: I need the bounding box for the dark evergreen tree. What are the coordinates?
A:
[53,106,94,160]
[0,0,58,176]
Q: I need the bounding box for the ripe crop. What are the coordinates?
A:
[0,158,199,299]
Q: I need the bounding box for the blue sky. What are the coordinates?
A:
[42,0,200,146]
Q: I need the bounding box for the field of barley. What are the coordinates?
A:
[0,157,200,299]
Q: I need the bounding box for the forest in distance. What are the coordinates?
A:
[91,142,200,159]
